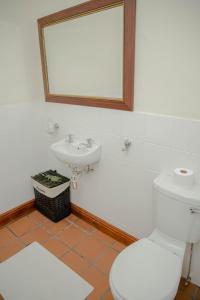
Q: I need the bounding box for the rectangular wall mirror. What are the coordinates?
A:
[38,0,136,111]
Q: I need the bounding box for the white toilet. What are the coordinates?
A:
[110,173,200,300]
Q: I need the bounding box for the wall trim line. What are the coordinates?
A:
[71,203,137,245]
[0,200,137,245]
[0,199,35,227]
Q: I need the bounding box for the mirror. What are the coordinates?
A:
[38,0,136,110]
[44,6,123,98]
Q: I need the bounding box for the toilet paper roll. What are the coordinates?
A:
[173,168,194,188]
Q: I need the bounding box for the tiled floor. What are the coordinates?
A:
[0,210,199,300]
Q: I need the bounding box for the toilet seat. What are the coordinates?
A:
[110,238,183,300]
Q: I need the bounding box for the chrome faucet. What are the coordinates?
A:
[79,138,94,148]
[86,138,93,148]
[66,134,74,143]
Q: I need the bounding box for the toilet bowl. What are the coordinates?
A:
[110,231,186,300]
[109,173,200,300]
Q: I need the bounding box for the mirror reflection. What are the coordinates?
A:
[43,5,124,99]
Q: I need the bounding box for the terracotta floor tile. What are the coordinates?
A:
[175,291,190,300]
[95,248,118,274]
[93,230,116,245]
[61,251,89,274]
[0,239,24,262]
[96,277,109,294]
[43,218,70,234]
[42,237,69,257]
[197,289,200,300]
[191,287,200,300]
[76,219,96,233]
[112,240,126,252]
[0,227,16,248]
[178,278,191,291]
[65,213,79,223]
[103,290,115,300]
[0,211,199,300]
[83,267,109,300]
[8,216,37,237]
[178,279,197,297]
[75,235,108,262]
[58,225,85,247]
[178,278,186,290]
[20,227,51,245]
[28,210,49,224]
[82,266,105,288]
[86,289,101,300]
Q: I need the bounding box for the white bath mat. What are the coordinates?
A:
[0,242,93,300]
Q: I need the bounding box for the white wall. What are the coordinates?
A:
[0,19,30,105]
[0,3,48,211]
[2,0,200,118]
[41,0,200,285]
[0,0,200,286]
[134,0,200,119]
[0,103,48,213]
[45,103,200,286]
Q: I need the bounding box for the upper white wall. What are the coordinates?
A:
[1,0,200,118]
[0,19,30,105]
[134,0,200,119]
[0,0,84,105]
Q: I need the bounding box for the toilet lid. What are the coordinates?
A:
[110,238,182,300]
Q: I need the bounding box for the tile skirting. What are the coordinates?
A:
[0,200,137,245]
[0,200,35,228]
[71,203,137,245]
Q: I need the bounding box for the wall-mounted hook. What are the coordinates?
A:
[47,120,59,134]
[122,138,133,151]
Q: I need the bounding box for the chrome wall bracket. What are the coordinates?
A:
[190,208,200,214]
[122,138,133,151]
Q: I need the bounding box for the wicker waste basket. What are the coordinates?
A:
[32,170,71,222]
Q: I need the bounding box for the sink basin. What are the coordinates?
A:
[51,138,101,166]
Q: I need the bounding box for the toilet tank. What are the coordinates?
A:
[153,173,200,243]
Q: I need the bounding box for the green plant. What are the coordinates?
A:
[45,175,62,182]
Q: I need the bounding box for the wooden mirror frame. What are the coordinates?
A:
[38,0,136,111]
